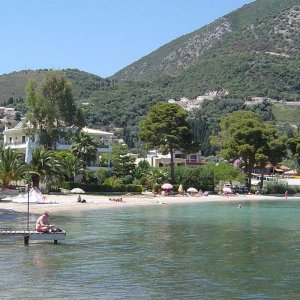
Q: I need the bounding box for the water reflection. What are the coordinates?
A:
[33,250,49,272]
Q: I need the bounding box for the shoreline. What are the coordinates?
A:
[1,193,299,215]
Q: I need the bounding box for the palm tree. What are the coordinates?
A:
[70,132,98,169]
[29,148,63,188]
[145,168,169,189]
[57,151,84,182]
[0,147,26,186]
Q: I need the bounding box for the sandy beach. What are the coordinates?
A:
[1,192,299,215]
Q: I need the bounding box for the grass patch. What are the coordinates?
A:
[272,104,300,124]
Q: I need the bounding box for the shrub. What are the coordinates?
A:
[263,180,300,194]
[172,184,180,192]
[122,175,134,184]
[152,183,160,193]
[174,167,214,191]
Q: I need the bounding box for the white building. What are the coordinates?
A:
[135,150,203,168]
[3,119,114,171]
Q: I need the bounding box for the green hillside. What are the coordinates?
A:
[227,0,300,29]
[114,0,300,81]
[0,69,109,104]
[0,70,45,102]
[170,52,300,100]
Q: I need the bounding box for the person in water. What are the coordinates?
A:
[36,211,54,233]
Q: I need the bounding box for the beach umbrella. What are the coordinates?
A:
[285,169,297,175]
[161,183,173,190]
[178,184,183,193]
[223,187,232,194]
[71,188,85,194]
[187,187,198,193]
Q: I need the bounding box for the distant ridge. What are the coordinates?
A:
[0,69,105,103]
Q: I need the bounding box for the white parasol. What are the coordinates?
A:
[71,188,85,194]
[187,187,198,193]
[223,187,232,194]
[161,183,173,190]
[178,184,183,193]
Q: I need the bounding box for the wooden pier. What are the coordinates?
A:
[0,230,66,245]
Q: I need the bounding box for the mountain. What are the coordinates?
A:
[114,0,300,82]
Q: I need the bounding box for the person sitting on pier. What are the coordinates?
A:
[36,211,55,233]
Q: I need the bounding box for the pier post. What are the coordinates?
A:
[24,234,29,245]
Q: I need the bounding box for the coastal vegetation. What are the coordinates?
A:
[0,126,298,194]
[212,111,286,189]
[1,102,299,194]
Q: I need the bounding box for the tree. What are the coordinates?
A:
[111,143,136,178]
[216,111,286,190]
[287,134,300,167]
[29,148,63,188]
[145,168,169,190]
[0,147,25,186]
[95,168,111,184]
[139,102,194,183]
[133,160,150,179]
[25,71,86,149]
[174,167,215,192]
[56,151,84,182]
[205,162,244,188]
[82,169,97,184]
[70,131,98,169]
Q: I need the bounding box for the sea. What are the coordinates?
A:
[1,199,300,299]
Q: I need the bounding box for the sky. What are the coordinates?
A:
[1,0,253,78]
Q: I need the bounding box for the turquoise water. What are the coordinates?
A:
[1,200,300,299]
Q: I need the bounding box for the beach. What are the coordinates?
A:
[1,192,298,215]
